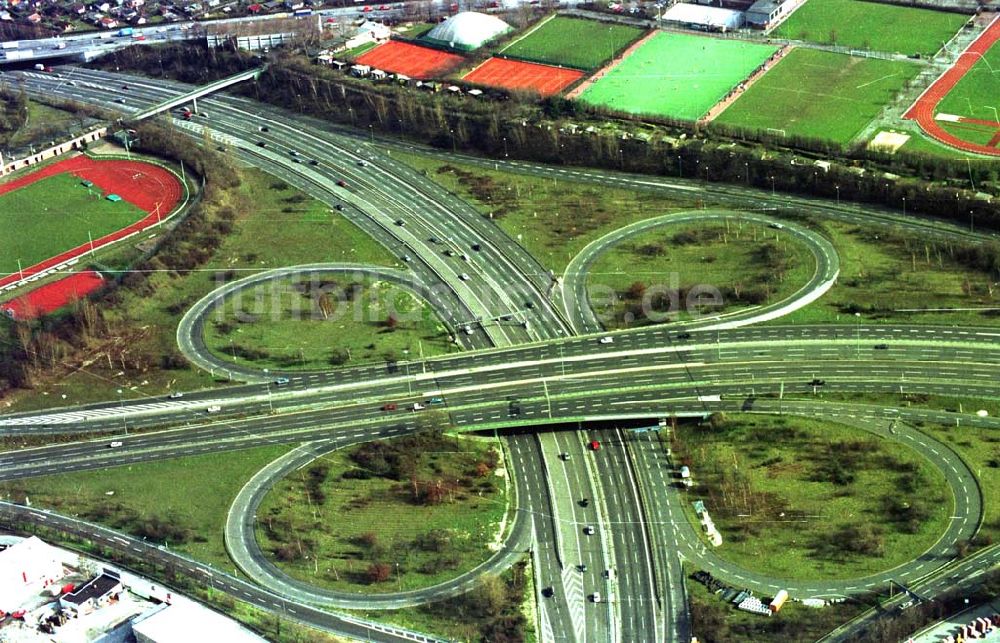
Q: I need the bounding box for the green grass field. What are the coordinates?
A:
[256,433,508,593]
[500,15,645,70]
[897,130,984,159]
[775,0,968,56]
[673,414,951,579]
[0,444,292,571]
[585,220,816,326]
[717,49,922,144]
[204,275,456,370]
[936,40,1000,122]
[0,172,147,275]
[579,32,778,121]
[779,218,1000,326]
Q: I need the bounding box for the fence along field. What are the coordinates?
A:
[578,32,778,121]
[774,0,969,57]
[500,15,646,71]
[463,57,585,96]
[716,48,923,144]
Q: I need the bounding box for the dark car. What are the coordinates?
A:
[337,180,348,188]
[259,125,269,132]
[874,343,889,350]
[334,204,344,211]
[676,332,691,340]
[471,243,481,251]
[257,141,267,147]
[542,586,555,598]
[579,498,590,508]
[809,378,825,386]
[308,159,319,166]
[394,219,405,226]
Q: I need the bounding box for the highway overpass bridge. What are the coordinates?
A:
[130,66,267,121]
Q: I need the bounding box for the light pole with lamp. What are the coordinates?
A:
[117,389,128,436]
[855,312,862,359]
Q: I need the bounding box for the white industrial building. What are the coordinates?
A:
[421,11,512,51]
[0,537,65,612]
[661,3,745,32]
[132,602,267,643]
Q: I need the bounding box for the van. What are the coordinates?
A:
[605,568,615,580]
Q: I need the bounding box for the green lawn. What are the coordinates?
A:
[579,32,778,121]
[673,414,951,579]
[0,172,147,275]
[204,274,456,370]
[898,130,985,159]
[585,220,816,326]
[779,218,1000,326]
[256,433,509,593]
[936,39,1000,122]
[774,0,968,56]
[4,167,395,413]
[717,49,922,144]
[0,444,293,571]
[501,15,645,70]
[9,101,84,149]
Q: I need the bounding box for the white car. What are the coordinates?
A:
[591,592,602,603]
[599,336,614,344]
[459,273,470,281]
[412,403,425,411]
[206,405,222,413]
[168,392,183,399]
[584,525,596,535]
[108,441,123,448]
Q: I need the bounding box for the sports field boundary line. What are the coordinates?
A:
[564,28,657,100]
[498,12,557,54]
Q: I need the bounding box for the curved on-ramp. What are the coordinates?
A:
[560,210,840,334]
[176,263,475,382]
[224,437,532,609]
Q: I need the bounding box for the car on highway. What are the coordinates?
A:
[577,563,587,572]
[428,236,440,244]
[542,586,555,598]
[357,159,368,167]
[809,378,825,386]
[259,125,269,132]
[604,568,615,580]
[337,180,348,188]
[874,343,889,350]
[289,150,298,156]
[121,84,128,90]
[116,97,126,103]
[256,141,267,147]
[108,441,123,448]
[583,525,595,535]
[206,405,222,413]
[591,592,602,603]
[461,253,470,262]
[525,301,535,309]
[676,332,691,340]
[769,222,784,229]
[309,159,319,166]
[458,272,470,281]
[402,254,411,262]
[427,397,444,405]
[444,249,455,257]
[471,242,481,251]
[463,324,474,335]
[168,392,183,399]
[579,498,590,507]
[334,204,344,211]
[589,440,601,450]
[412,402,425,411]
[274,377,290,386]
[382,403,397,411]
[394,219,405,226]
[560,452,570,460]
[599,336,614,344]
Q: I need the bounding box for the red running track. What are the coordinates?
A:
[904,16,1000,156]
[0,156,183,291]
[463,57,585,97]
[0,270,105,320]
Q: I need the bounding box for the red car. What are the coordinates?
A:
[382,403,397,411]
[379,4,390,9]
[363,5,372,11]
[337,179,348,188]
[589,440,601,451]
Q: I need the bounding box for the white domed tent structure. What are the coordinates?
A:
[421,12,512,51]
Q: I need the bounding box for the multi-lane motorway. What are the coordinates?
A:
[1,64,998,642]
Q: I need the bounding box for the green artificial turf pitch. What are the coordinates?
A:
[578,31,778,121]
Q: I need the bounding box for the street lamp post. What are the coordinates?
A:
[769,176,775,197]
[835,185,840,206]
[902,196,906,217]
[502,136,508,158]
[117,388,128,436]
[855,312,862,359]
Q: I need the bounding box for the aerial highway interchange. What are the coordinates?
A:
[0,63,998,643]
